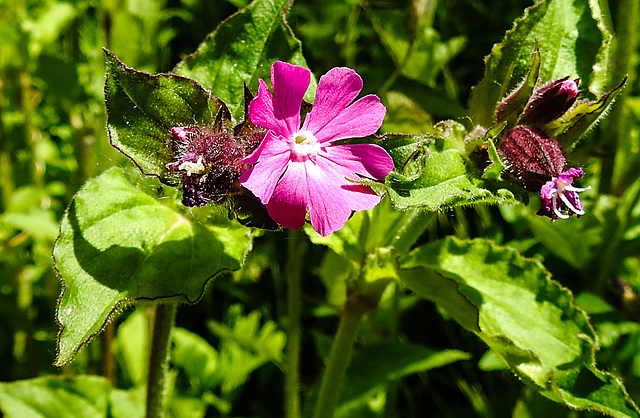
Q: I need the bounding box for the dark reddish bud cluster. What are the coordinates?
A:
[498,125,589,221]
[166,125,264,207]
[491,74,592,221]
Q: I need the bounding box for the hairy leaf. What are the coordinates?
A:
[337,343,471,416]
[53,168,251,365]
[378,127,516,211]
[104,49,224,183]
[398,237,640,417]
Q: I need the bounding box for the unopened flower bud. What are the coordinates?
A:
[497,125,589,221]
[520,77,579,125]
[497,125,566,188]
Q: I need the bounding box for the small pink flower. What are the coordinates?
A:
[239,61,394,236]
[538,167,590,221]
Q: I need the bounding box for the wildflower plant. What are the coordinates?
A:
[4,0,635,417]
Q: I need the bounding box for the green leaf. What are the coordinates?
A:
[173,0,316,118]
[53,168,251,365]
[171,327,218,391]
[0,376,111,418]
[379,126,516,211]
[468,0,612,127]
[109,387,145,418]
[104,49,224,183]
[337,343,471,416]
[398,236,640,417]
[116,310,149,386]
[207,304,286,395]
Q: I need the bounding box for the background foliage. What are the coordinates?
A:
[1,0,640,417]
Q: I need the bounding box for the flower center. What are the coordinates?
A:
[291,130,321,160]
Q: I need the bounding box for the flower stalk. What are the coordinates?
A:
[145,302,177,418]
[312,297,367,418]
[284,228,307,418]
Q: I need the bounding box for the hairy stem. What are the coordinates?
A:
[312,301,366,418]
[284,228,307,418]
[145,302,177,418]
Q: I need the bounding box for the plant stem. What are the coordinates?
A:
[284,229,306,418]
[598,0,638,195]
[145,302,177,418]
[312,301,366,418]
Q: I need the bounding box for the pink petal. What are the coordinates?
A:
[242,130,269,165]
[314,156,382,212]
[322,143,394,180]
[302,156,381,235]
[313,95,386,143]
[265,162,310,230]
[271,61,310,136]
[239,133,291,204]
[302,67,363,134]
[248,79,290,137]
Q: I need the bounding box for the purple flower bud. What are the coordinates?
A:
[497,125,567,189]
[166,125,264,207]
[520,77,580,125]
[497,125,589,221]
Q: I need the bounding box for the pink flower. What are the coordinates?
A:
[239,61,394,236]
[538,167,590,221]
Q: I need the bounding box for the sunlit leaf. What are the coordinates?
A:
[398,237,640,417]
[53,168,251,365]
[378,127,516,211]
[104,49,224,183]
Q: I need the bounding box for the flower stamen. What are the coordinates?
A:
[291,130,322,160]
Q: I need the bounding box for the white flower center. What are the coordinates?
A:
[291,130,322,160]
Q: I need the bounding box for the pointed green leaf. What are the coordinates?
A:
[494,48,541,127]
[398,237,640,417]
[173,0,315,118]
[468,0,612,127]
[337,343,471,416]
[53,168,252,365]
[546,77,626,149]
[0,376,111,418]
[104,49,224,183]
[172,327,219,391]
[207,304,286,395]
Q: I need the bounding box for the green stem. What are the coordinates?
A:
[284,229,306,418]
[599,0,638,195]
[312,302,366,418]
[145,302,177,418]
